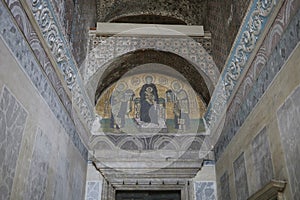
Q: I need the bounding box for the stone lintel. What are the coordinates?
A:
[96,23,204,37]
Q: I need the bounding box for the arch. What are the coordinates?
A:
[83,34,220,104]
[153,136,180,150]
[91,50,211,106]
[90,137,115,150]
[118,136,144,150]
[181,136,205,151]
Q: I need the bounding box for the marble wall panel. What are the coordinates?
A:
[277,85,300,199]
[233,153,249,200]
[52,143,69,199]
[24,128,52,200]
[194,181,216,200]
[86,34,219,90]
[71,164,86,200]
[0,86,28,200]
[251,127,274,190]
[86,181,102,200]
[219,171,231,200]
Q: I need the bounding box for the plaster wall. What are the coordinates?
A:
[0,36,87,199]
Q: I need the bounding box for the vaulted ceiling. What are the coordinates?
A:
[96,0,208,25]
[69,0,251,72]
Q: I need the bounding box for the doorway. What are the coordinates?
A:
[116,190,181,200]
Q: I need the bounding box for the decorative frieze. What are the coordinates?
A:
[224,0,275,94]
[31,0,76,89]
[205,0,278,130]
[29,0,95,130]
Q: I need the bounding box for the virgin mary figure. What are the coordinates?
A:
[139,75,158,124]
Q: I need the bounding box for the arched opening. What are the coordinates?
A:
[94,49,211,105]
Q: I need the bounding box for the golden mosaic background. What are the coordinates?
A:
[95,73,206,119]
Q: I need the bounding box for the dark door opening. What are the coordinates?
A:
[116,190,181,200]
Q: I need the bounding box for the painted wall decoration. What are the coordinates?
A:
[94,73,206,134]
